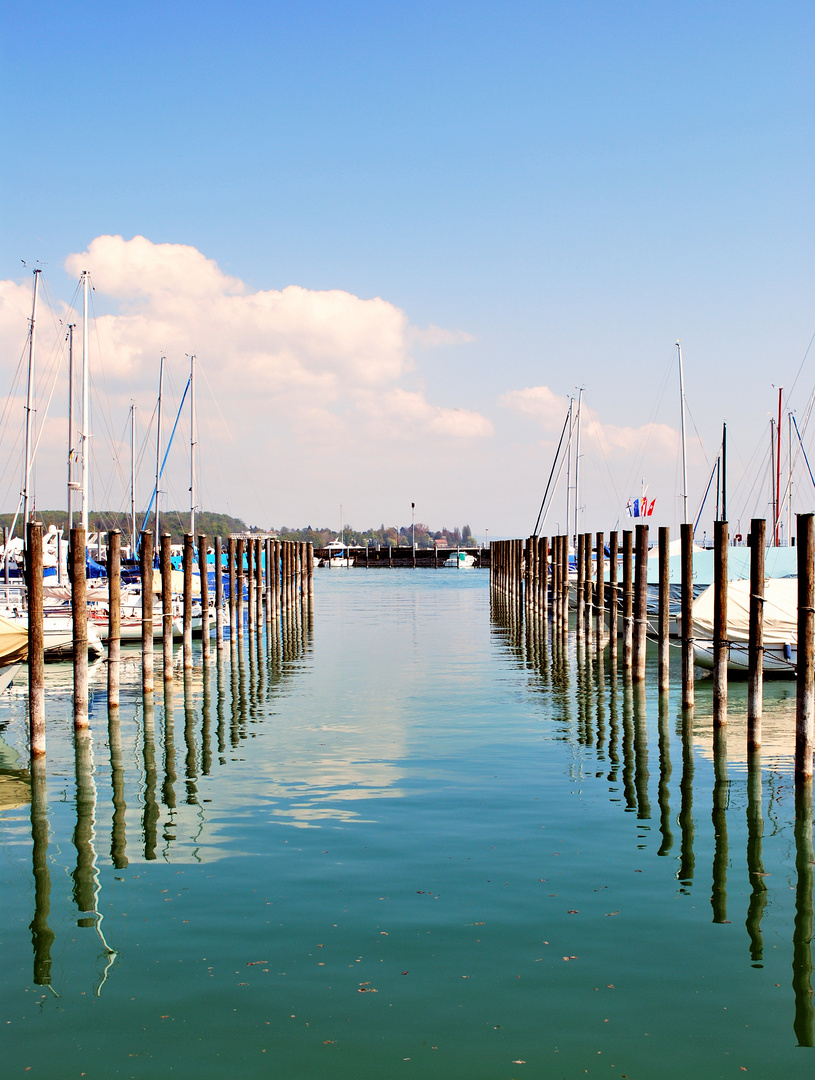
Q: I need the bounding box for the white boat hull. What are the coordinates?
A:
[693,640,797,676]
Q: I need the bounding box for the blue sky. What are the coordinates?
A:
[1,1,813,538]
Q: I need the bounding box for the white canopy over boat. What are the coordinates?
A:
[692,577,798,645]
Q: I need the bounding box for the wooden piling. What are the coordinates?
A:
[560,535,570,633]
[140,531,154,694]
[608,532,618,662]
[626,529,639,669]
[71,527,88,727]
[747,518,765,748]
[255,538,263,621]
[107,530,121,707]
[307,542,314,597]
[680,522,694,709]
[796,513,815,780]
[657,526,670,692]
[228,536,236,635]
[584,533,593,641]
[183,533,193,670]
[713,519,728,725]
[540,536,549,622]
[595,532,605,644]
[161,533,173,681]
[246,536,255,632]
[633,524,648,682]
[26,521,45,757]
[236,538,244,632]
[576,533,585,634]
[198,534,210,662]
[215,535,224,651]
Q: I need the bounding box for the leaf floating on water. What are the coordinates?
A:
[512,1060,526,1064]
[567,910,579,915]
[605,911,620,917]
[357,987,378,993]
[247,961,268,965]
[401,971,409,975]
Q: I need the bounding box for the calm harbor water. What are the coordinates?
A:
[0,570,813,1079]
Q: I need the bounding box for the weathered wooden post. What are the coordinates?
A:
[236,537,245,633]
[633,524,648,682]
[608,532,618,662]
[215,535,224,652]
[107,529,121,707]
[160,533,173,681]
[747,518,765,749]
[70,526,88,727]
[713,519,728,725]
[307,542,314,598]
[255,538,263,621]
[595,532,604,645]
[27,521,45,757]
[540,536,549,622]
[796,513,815,780]
[140,531,154,694]
[228,536,236,635]
[657,526,670,692]
[561,535,570,634]
[622,531,633,671]
[198,534,210,662]
[680,522,694,709]
[246,536,255,632]
[183,533,193,670]
[575,533,585,634]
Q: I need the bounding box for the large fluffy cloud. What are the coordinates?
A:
[63,236,485,438]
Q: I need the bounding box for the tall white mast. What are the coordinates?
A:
[190,354,196,539]
[67,322,77,528]
[22,268,41,528]
[155,357,164,555]
[130,402,137,556]
[80,271,90,532]
[565,397,573,542]
[677,342,689,525]
[573,387,583,543]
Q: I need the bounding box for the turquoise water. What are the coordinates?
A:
[0,570,812,1079]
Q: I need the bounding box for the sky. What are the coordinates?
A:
[1,1,813,541]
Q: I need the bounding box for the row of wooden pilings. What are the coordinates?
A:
[25,524,313,759]
[490,514,815,780]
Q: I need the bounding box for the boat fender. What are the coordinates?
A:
[784,642,792,660]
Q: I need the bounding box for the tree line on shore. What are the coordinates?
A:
[0,512,478,548]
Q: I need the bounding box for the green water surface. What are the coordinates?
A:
[0,570,812,1079]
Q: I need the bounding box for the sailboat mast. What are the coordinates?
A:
[190,354,196,539]
[67,322,76,530]
[565,397,573,542]
[155,357,164,555]
[573,388,583,543]
[130,403,137,556]
[721,421,727,523]
[677,342,689,525]
[81,270,89,532]
[775,387,783,545]
[22,267,40,528]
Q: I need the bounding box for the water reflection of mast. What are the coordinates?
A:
[657,694,673,856]
[710,726,729,924]
[793,781,814,1047]
[677,708,695,890]
[29,757,55,988]
[745,750,766,964]
[72,726,117,992]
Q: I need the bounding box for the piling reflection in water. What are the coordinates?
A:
[29,756,53,987]
[711,725,729,924]
[746,750,766,964]
[657,694,673,856]
[793,781,814,1047]
[107,705,128,869]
